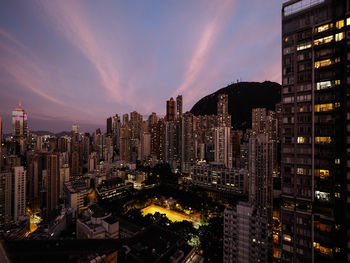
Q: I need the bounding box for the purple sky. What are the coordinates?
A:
[0,0,282,133]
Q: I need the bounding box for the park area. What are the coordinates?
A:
[141,204,201,227]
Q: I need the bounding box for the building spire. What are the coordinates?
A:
[19,100,21,108]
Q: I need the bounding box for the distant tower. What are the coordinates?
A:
[166,98,176,122]
[12,101,28,138]
[176,95,183,119]
[217,94,231,127]
[72,123,80,134]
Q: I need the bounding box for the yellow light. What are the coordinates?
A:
[336,20,344,29]
[297,137,305,143]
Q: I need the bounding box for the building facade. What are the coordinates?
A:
[281,1,349,261]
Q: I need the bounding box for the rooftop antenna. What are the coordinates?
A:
[19,100,22,107]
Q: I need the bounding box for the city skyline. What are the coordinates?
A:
[0,0,281,133]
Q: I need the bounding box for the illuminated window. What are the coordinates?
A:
[335,32,344,42]
[335,158,340,164]
[334,192,340,198]
[315,59,332,68]
[315,169,329,179]
[315,137,332,144]
[315,103,333,112]
[335,224,340,230]
[297,42,311,51]
[335,80,340,85]
[316,23,332,33]
[335,247,340,253]
[347,18,350,26]
[314,35,333,45]
[336,20,344,29]
[315,190,330,202]
[297,168,304,175]
[316,80,331,90]
[319,246,333,256]
[283,234,291,242]
[297,137,305,143]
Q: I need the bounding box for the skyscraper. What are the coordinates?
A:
[72,123,79,134]
[12,166,26,222]
[166,97,176,122]
[120,124,131,162]
[106,117,113,136]
[281,1,348,261]
[252,108,267,135]
[176,95,183,119]
[45,154,59,214]
[12,101,28,138]
[214,126,232,168]
[217,94,231,127]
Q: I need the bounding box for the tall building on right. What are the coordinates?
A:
[281,1,349,262]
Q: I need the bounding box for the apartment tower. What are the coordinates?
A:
[281,1,349,262]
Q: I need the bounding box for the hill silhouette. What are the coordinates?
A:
[190,81,281,130]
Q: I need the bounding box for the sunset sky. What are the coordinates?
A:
[0,0,282,133]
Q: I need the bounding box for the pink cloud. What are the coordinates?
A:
[173,0,236,103]
[37,0,129,105]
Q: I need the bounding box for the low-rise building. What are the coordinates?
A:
[96,177,133,201]
[63,179,89,215]
[77,204,119,239]
[190,162,248,194]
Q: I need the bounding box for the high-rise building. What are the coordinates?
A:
[72,123,79,134]
[181,112,196,170]
[12,166,26,222]
[122,113,129,125]
[252,108,267,135]
[176,95,183,119]
[120,124,131,162]
[141,132,151,160]
[148,112,158,131]
[45,154,59,214]
[214,126,232,168]
[249,133,274,221]
[27,152,42,212]
[12,101,28,138]
[223,202,268,263]
[59,164,70,199]
[217,94,231,127]
[106,117,113,136]
[0,171,11,229]
[166,97,176,122]
[281,1,348,261]
[0,116,2,145]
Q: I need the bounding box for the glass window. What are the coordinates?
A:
[315,190,330,202]
[316,80,331,90]
[316,23,332,33]
[347,18,350,26]
[335,32,344,41]
[336,20,344,29]
[315,59,332,68]
[297,137,305,143]
[315,169,329,179]
[315,137,332,144]
[315,103,333,112]
[297,42,311,51]
[314,35,333,45]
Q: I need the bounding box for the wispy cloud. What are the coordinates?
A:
[173,0,236,103]
[0,28,66,106]
[37,0,127,105]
